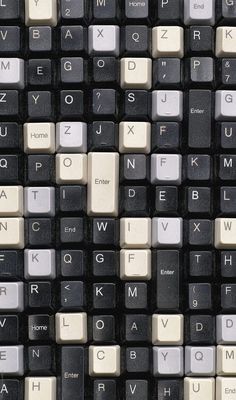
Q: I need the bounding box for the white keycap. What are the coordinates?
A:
[184,378,215,400]
[152,91,183,121]
[216,377,236,400]
[152,314,184,345]
[215,91,236,120]
[120,218,152,249]
[25,377,56,400]
[216,27,236,57]
[24,123,55,154]
[151,154,182,185]
[56,122,87,153]
[24,249,56,279]
[217,345,236,376]
[0,186,23,216]
[88,25,120,56]
[119,122,151,153]
[152,218,183,248]
[0,282,24,311]
[215,218,236,249]
[120,58,152,89]
[0,218,24,249]
[87,152,119,217]
[120,249,151,280]
[0,58,24,89]
[184,0,215,26]
[152,26,184,58]
[217,315,236,344]
[24,187,55,217]
[55,312,87,344]
[89,345,120,377]
[25,0,58,27]
[56,154,87,185]
[0,345,24,376]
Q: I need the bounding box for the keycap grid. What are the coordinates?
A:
[2,0,236,400]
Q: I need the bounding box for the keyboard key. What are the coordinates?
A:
[215,90,236,120]
[24,249,56,279]
[0,345,24,376]
[0,218,24,249]
[152,26,184,58]
[125,380,148,400]
[0,379,22,400]
[24,123,55,154]
[184,378,215,400]
[126,347,150,373]
[56,122,87,153]
[119,122,151,153]
[185,315,215,345]
[153,347,184,377]
[120,249,151,280]
[184,0,215,25]
[188,283,212,310]
[188,90,212,148]
[152,91,183,121]
[152,314,184,345]
[25,377,56,400]
[0,315,20,344]
[88,25,120,56]
[217,345,236,375]
[216,377,236,400]
[28,345,54,374]
[187,26,214,54]
[55,312,87,344]
[25,0,58,27]
[120,58,152,89]
[217,315,236,344]
[89,345,121,377]
[24,187,55,217]
[61,0,85,20]
[94,380,116,400]
[157,380,183,400]
[120,217,151,249]
[216,27,236,57]
[0,58,24,89]
[0,0,21,20]
[93,315,115,342]
[28,314,54,341]
[29,26,52,53]
[215,218,236,249]
[125,0,149,19]
[56,154,87,184]
[152,218,183,248]
[0,282,24,311]
[151,154,182,185]
[0,26,20,54]
[0,186,23,216]
[185,346,215,376]
[60,346,85,400]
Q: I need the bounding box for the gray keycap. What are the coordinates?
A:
[217,315,236,344]
[88,25,120,55]
[153,347,184,377]
[29,27,52,52]
[152,91,183,121]
[0,346,24,376]
[125,0,149,18]
[24,187,55,216]
[151,154,182,185]
[185,346,216,376]
[0,58,24,89]
[184,0,215,25]
[0,282,24,311]
[152,218,183,248]
[24,249,56,279]
[56,122,87,153]
[215,90,236,120]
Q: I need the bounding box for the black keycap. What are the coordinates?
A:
[125,0,149,19]
[93,283,116,309]
[123,90,149,119]
[187,26,214,54]
[60,217,84,244]
[0,90,19,118]
[0,0,21,20]
[188,90,212,148]
[152,122,180,151]
[60,90,84,119]
[156,0,182,22]
[126,380,148,400]
[92,0,117,20]
[125,283,148,309]
[61,0,86,20]
[94,380,116,400]
[188,283,212,311]
[60,250,85,277]
[219,59,236,86]
[221,284,236,311]
[221,0,236,21]
[93,57,118,83]
[27,91,53,120]
[27,155,54,184]
[92,218,119,246]
[189,251,213,277]
[92,89,117,116]
[60,347,85,400]
[153,59,182,88]
[188,219,213,246]
[28,282,52,309]
[122,26,149,55]
[185,315,215,345]
[188,57,214,85]
[220,122,236,148]
[186,155,211,181]
[0,315,19,343]
[89,121,118,151]
[92,315,115,342]
[0,250,23,279]
[157,380,183,400]
[120,155,149,182]
[126,347,150,373]
[0,155,21,183]
[155,250,180,311]
[28,315,54,341]
[29,27,52,52]
[59,186,86,214]
[60,281,85,309]
[220,187,236,213]
[28,59,52,86]
[187,187,211,214]
[0,123,21,149]
[219,155,236,180]
[155,186,178,215]
[28,345,54,374]
[0,380,23,400]
[0,26,20,53]
[27,218,54,247]
[92,250,118,277]
[61,26,86,53]
[221,251,236,278]
[125,315,150,342]
[121,186,149,216]
[60,58,85,84]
